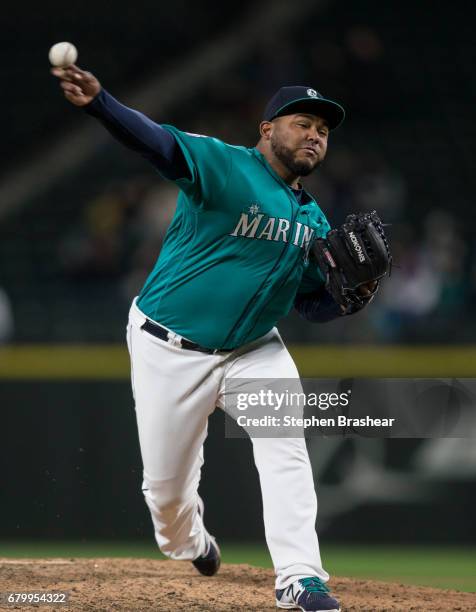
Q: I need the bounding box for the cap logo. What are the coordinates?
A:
[307,88,318,98]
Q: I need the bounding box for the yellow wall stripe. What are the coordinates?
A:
[0,345,130,380]
[0,345,475,379]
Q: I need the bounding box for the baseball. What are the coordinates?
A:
[48,42,78,67]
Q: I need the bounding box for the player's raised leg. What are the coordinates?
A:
[127,299,220,562]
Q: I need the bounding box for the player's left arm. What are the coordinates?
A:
[293,213,343,323]
[294,282,376,323]
[294,253,376,323]
[294,286,342,323]
[294,259,343,323]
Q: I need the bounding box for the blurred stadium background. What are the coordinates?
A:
[0,0,475,594]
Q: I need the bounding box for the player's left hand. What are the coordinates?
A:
[358,281,378,297]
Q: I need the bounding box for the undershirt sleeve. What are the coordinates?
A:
[84,89,190,181]
[294,287,343,323]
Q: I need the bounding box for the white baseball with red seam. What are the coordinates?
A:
[48,42,78,67]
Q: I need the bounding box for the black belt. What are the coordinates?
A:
[141,319,232,354]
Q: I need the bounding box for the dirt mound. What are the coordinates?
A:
[0,558,475,611]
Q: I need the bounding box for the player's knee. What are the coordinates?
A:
[142,478,190,513]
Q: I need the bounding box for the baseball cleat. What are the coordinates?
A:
[192,535,221,576]
[192,497,221,576]
[276,577,340,611]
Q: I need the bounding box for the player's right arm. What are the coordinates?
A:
[51,65,189,180]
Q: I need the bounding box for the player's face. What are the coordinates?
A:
[270,113,329,177]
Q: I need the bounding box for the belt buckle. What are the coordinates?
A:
[166,331,182,348]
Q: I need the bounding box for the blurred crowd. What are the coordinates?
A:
[2,3,472,344]
[52,17,474,343]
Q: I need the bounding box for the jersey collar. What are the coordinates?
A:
[250,147,317,208]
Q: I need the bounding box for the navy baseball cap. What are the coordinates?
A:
[263,86,345,130]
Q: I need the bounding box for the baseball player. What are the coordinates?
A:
[52,64,385,612]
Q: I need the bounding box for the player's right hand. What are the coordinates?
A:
[51,64,101,106]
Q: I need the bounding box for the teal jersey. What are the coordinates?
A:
[137,126,330,350]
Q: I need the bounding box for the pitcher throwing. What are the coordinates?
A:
[52,62,391,611]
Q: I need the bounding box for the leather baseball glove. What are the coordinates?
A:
[312,210,392,313]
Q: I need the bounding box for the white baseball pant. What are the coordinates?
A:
[126,298,329,589]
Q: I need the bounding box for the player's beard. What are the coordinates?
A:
[270,137,320,177]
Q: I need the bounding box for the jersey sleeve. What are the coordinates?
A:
[160,125,232,206]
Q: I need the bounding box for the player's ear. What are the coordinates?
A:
[259,121,273,140]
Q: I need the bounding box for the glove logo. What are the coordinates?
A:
[307,88,318,98]
[324,248,337,268]
[348,231,366,263]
